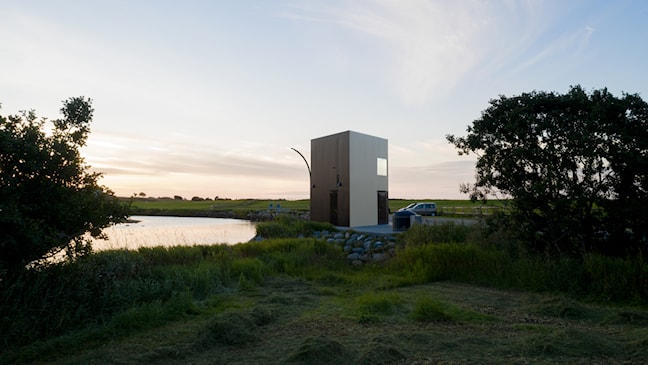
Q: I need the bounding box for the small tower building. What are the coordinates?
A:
[310,131,388,227]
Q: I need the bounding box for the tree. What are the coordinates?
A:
[0,97,129,277]
[447,86,648,256]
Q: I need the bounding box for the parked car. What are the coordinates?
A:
[397,203,417,212]
[405,202,437,216]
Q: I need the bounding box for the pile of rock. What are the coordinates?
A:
[312,230,398,266]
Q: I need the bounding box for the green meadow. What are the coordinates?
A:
[127,198,311,212]
[127,198,503,217]
[1,218,646,364]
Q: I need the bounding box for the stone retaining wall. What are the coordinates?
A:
[319,230,398,266]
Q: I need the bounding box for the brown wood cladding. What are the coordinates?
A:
[310,131,350,226]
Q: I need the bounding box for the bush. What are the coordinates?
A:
[0,97,129,277]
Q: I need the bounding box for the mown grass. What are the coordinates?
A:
[1,219,647,364]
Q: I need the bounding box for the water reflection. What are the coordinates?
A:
[93,216,257,250]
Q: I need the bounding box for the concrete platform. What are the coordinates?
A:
[336,216,477,235]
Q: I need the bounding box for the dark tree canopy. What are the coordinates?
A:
[447,86,648,256]
[0,97,129,276]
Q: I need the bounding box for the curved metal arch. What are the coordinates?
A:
[291,147,311,178]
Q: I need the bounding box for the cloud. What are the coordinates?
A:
[86,131,476,199]
[282,0,602,106]
[85,133,306,180]
[85,132,313,199]
[282,0,507,105]
[506,24,596,79]
[389,159,476,199]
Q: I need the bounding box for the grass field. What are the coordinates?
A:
[126,198,503,215]
[5,271,646,364]
[2,219,646,364]
[0,256,648,365]
[127,198,311,212]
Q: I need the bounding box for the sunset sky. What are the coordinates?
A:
[2,1,648,199]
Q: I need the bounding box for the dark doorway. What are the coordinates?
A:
[329,190,338,226]
[377,190,388,225]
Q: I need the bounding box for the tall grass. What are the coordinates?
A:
[353,292,404,323]
[399,222,473,247]
[394,222,648,303]
[580,254,648,302]
[0,249,217,347]
[255,215,336,238]
[0,234,347,349]
[392,242,510,285]
[236,238,346,275]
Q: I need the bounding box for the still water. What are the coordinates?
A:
[92,216,257,251]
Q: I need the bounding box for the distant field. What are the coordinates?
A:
[125,198,311,212]
[126,198,504,214]
[389,198,504,210]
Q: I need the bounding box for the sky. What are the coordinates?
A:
[2,0,648,200]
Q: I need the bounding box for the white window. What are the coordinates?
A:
[377,158,387,176]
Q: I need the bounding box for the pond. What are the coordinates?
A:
[92,216,257,251]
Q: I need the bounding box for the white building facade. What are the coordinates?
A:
[310,131,388,227]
